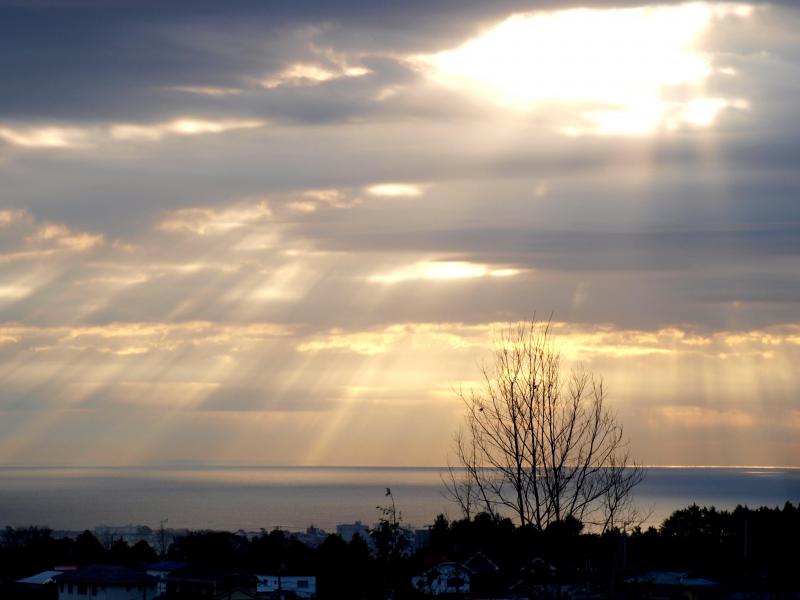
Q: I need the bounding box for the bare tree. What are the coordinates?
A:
[442,429,498,522]
[372,488,410,562]
[446,318,644,532]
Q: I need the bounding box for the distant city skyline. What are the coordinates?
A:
[1,1,799,467]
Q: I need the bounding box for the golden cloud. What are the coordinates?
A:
[158,201,273,235]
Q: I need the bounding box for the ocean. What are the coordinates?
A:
[0,466,798,533]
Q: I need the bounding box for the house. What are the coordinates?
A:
[411,561,472,596]
[507,557,591,599]
[463,551,500,575]
[462,552,503,597]
[256,575,316,598]
[164,564,258,598]
[54,565,158,600]
[143,560,186,596]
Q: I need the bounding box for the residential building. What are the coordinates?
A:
[15,570,61,599]
[54,565,158,600]
[164,565,257,598]
[143,560,186,596]
[623,570,721,599]
[256,574,316,598]
[411,562,472,596]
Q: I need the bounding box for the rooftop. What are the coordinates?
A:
[16,570,62,586]
[55,565,157,585]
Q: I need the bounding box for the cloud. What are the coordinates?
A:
[0,124,89,148]
[0,117,265,154]
[296,322,492,355]
[369,260,520,284]
[167,85,244,97]
[0,321,290,356]
[301,188,361,208]
[287,201,318,213]
[0,210,27,227]
[653,405,755,429]
[157,201,272,235]
[366,183,423,197]
[27,223,104,251]
[0,210,104,263]
[261,62,370,89]
[110,117,265,141]
[294,321,800,360]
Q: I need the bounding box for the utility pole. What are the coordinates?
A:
[158,518,168,557]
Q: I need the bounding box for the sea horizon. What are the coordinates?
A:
[1,465,798,533]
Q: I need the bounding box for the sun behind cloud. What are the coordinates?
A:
[369,261,520,284]
[423,2,754,135]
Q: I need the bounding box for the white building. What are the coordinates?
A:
[56,565,158,600]
[256,574,316,598]
[335,520,370,543]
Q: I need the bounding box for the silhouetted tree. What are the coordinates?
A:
[445,318,644,532]
[371,488,410,563]
[247,528,313,574]
[108,538,131,564]
[130,539,157,565]
[74,530,105,565]
[169,530,247,566]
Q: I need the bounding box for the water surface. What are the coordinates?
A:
[0,466,797,532]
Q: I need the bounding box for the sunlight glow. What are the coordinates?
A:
[369,261,520,284]
[365,183,422,197]
[110,118,265,141]
[0,210,27,227]
[0,124,88,148]
[28,224,104,251]
[169,85,243,96]
[158,202,272,235]
[655,406,755,428]
[262,62,370,89]
[424,2,755,135]
[0,284,33,300]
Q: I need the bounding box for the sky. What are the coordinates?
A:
[1,0,799,467]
